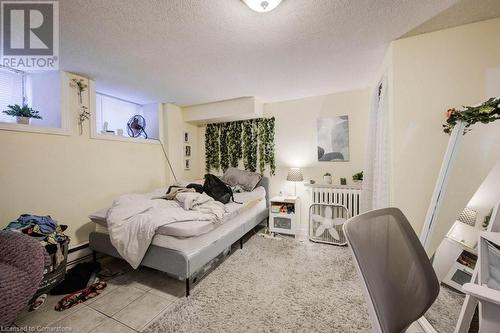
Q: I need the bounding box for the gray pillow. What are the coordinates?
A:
[222,168,262,192]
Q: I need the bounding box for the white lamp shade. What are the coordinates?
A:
[242,0,283,13]
[457,207,477,226]
[287,168,303,182]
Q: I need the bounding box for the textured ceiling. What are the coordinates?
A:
[59,0,460,105]
[403,0,500,38]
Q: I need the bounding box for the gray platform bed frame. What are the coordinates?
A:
[89,177,269,297]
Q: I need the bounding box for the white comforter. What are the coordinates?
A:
[106,190,227,268]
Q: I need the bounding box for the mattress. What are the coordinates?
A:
[93,198,267,257]
[89,186,266,238]
[151,199,267,256]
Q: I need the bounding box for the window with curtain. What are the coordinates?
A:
[0,67,24,123]
[361,75,390,212]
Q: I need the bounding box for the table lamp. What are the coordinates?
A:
[287,168,303,199]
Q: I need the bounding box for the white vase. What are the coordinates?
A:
[323,175,332,184]
[16,117,30,125]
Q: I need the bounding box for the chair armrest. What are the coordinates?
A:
[462,283,500,306]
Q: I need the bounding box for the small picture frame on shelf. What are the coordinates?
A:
[185,145,191,157]
[185,159,191,170]
[184,131,189,143]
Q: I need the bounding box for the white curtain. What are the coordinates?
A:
[361,74,390,212]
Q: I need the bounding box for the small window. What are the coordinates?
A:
[26,71,61,128]
[0,67,24,123]
[95,93,159,140]
[0,67,61,128]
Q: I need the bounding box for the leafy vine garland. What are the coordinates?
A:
[219,123,230,171]
[443,97,500,134]
[265,117,276,175]
[242,120,258,172]
[228,121,242,167]
[205,123,220,172]
[258,120,266,174]
[205,118,276,176]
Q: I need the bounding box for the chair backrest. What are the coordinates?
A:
[343,208,439,333]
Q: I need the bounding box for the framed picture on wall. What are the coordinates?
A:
[184,131,189,143]
[185,159,191,170]
[185,145,191,157]
[317,115,350,161]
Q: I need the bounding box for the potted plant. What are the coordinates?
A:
[352,171,363,183]
[323,172,333,184]
[2,104,42,125]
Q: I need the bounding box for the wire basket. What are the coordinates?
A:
[309,204,349,245]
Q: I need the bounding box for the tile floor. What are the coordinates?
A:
[14,257,426,333]
[14,259,184,332]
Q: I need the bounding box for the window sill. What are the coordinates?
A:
[91,133,160,145]
[0,122,70,136]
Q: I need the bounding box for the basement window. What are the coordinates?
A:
[94,93,159,142]
[0,67,24,123]
[0,67,66,135]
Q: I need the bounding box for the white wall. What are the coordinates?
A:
[184,97,263,124]
[164,103,203,181]
[26,72,61,128]
[390,17,500,247]
[143,103,160,139]
[263,89,370,227]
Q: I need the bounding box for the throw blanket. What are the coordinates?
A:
[107,190,227,268]
[176,192,226,220]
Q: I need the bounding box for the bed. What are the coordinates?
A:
[88,177,269,296]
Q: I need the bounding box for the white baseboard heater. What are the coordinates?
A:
[308,185,362,218]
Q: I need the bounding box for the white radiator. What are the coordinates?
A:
[310,186,362,217]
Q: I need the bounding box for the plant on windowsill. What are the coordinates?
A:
[2,104,42,125]
[323,172,333,184]
[352,171,363,183]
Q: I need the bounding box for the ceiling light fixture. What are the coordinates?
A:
[242,0,282,13]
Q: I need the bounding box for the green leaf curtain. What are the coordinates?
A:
[205,117,276,176]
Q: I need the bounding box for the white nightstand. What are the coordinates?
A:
[269,196,300,237]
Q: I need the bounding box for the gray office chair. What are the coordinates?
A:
[343,208,440,333]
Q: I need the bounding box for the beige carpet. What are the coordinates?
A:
[145,234,371,332]
[145,234,462,333]
[426,285,466,333]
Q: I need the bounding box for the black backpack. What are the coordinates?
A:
[203,174,240,204]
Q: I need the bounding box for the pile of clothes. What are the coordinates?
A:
[3,214,68,268]
[3,214,109,311]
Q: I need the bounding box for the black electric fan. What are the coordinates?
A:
[127,115,148,139]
